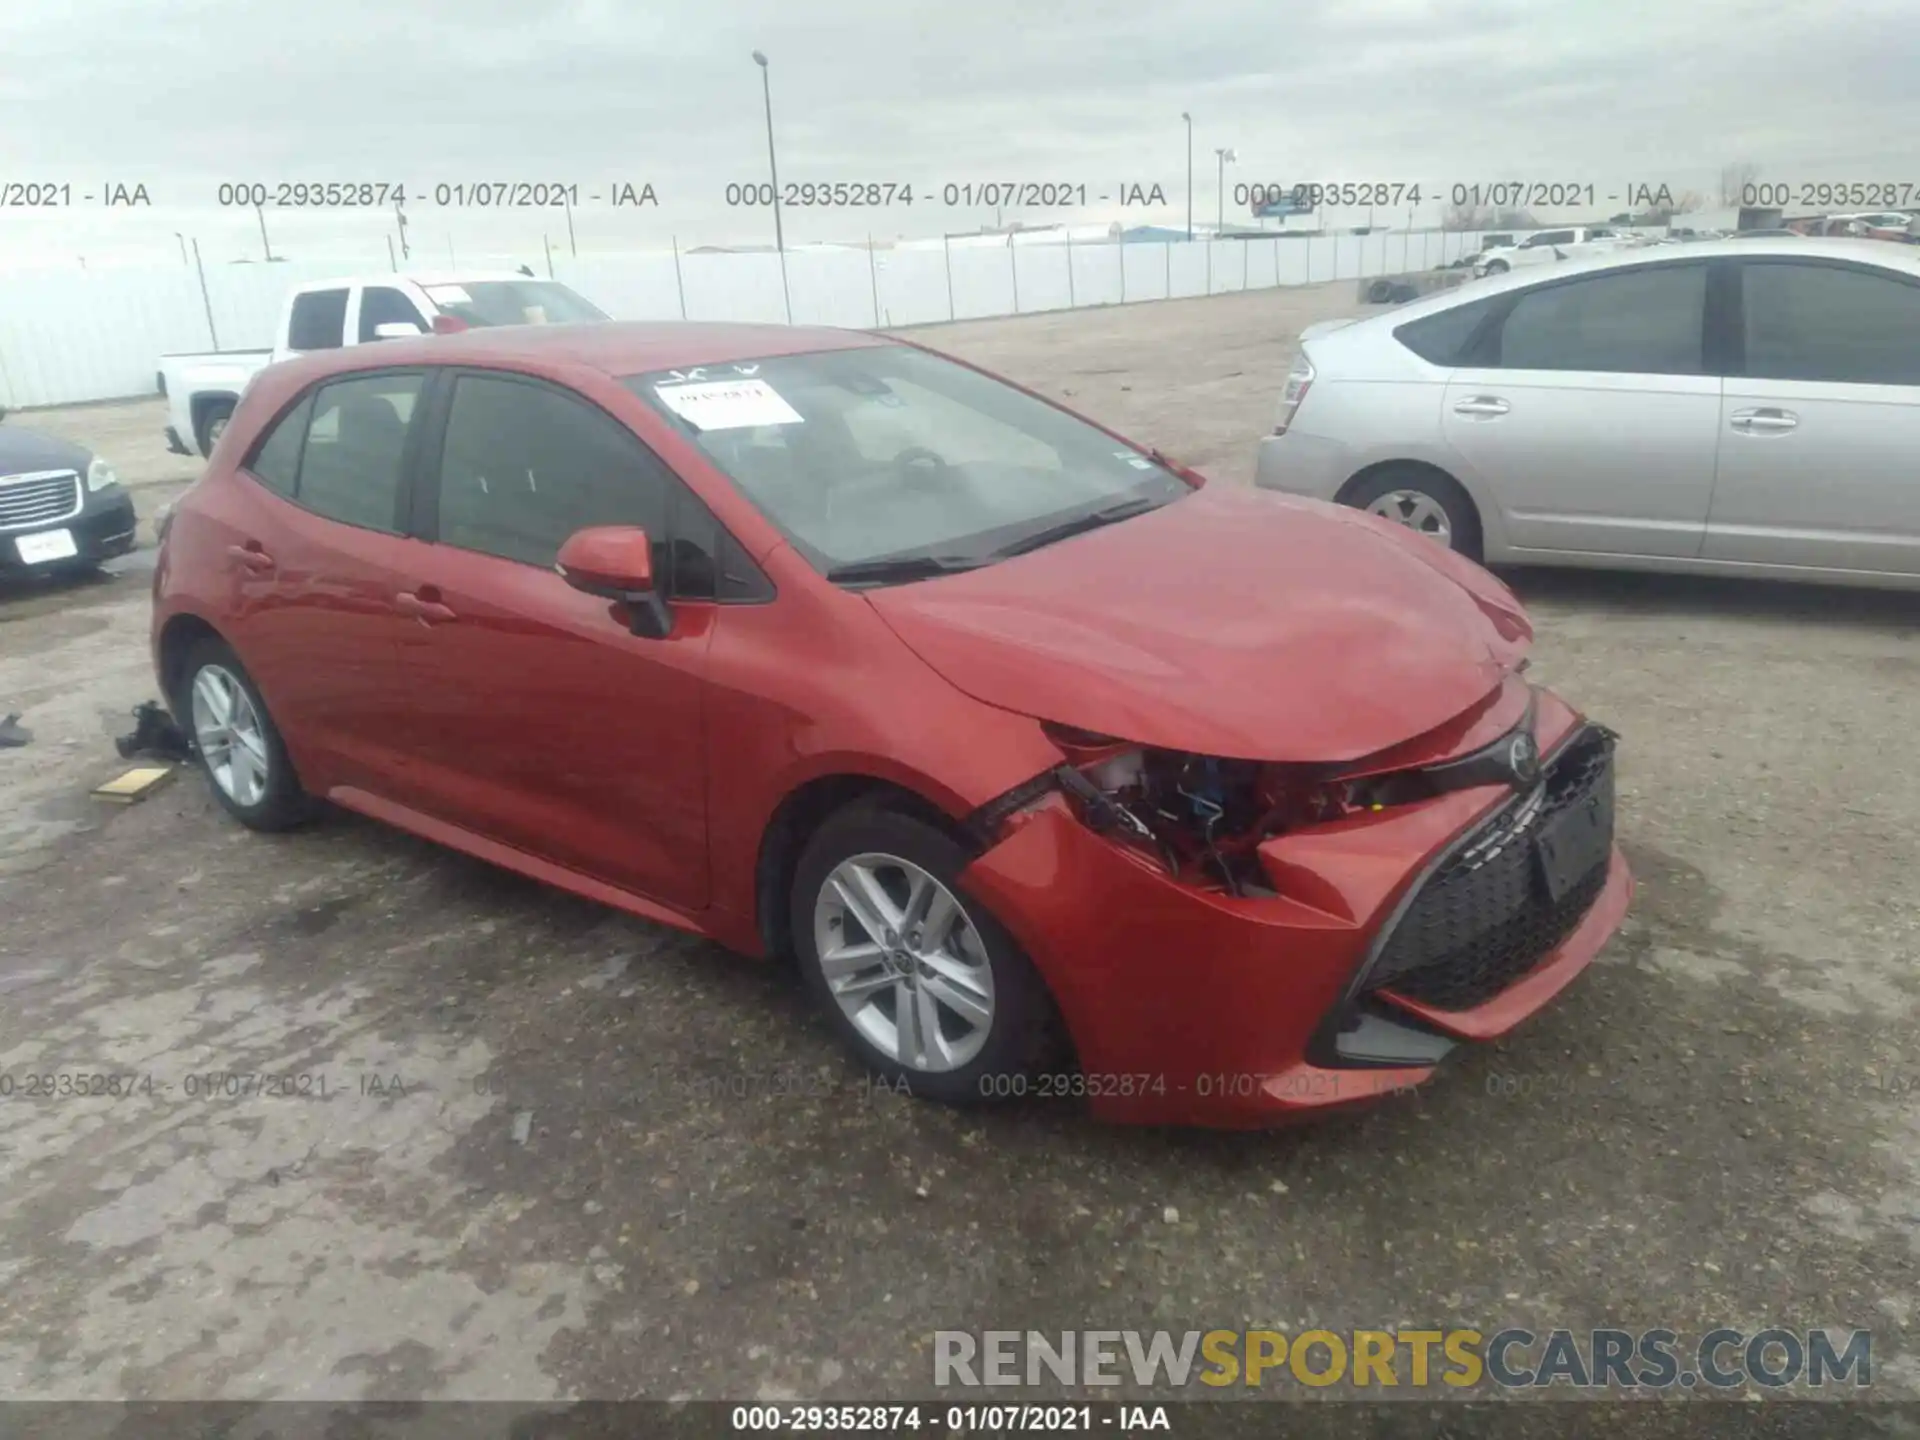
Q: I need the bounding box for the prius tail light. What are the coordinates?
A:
[1274,353,1315,435]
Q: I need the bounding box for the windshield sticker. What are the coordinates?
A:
[424,284,472,306]
[654,378,804,431]
[1114,450,1155,470]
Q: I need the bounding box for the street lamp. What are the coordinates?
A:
[253,202,273,262]
[1181,112,1193,240]
[174,232,188,265]
[1215,147,1237,232]
[752,49,793,324]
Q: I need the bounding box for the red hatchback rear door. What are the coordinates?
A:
[216,370,432,798]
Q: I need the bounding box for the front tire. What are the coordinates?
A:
[1483,258,1509,274]
[178,638,315,830]
[791,805,1055,1106]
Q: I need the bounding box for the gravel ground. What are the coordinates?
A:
[1,280,1917,1412]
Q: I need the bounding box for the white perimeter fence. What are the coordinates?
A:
[0,229,1493,410]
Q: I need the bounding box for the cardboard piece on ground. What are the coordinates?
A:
[91,765,176,804]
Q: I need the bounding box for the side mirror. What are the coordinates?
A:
[556,526,672,638]
[372,321,424,340]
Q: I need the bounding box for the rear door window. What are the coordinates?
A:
[293,373,423,532]
[1488,264,1707,374]
[287,289,349,350]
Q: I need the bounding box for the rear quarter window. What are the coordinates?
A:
[243,394,313,496]
[1393,298,1499,365]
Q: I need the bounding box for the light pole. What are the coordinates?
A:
[753,49,793,324]
[174,232,188,265]
[1181,112,1193,240]
[1215,147,1236,232]
[253,202,274,262]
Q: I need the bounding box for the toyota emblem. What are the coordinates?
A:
[1508,733,1540,785]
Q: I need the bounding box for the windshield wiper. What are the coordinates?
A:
[825,553,984,587]
[989,496,1164,561]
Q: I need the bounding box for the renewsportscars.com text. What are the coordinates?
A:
[934,1327,1871,1391]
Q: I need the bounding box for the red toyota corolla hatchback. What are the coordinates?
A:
[151,322,1631,1126]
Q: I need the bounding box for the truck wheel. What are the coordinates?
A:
[197,401,234,457]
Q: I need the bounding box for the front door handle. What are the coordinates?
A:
[1730,407,1799,434]
[226,542,275,573]
[1452,396,1511,417]
[394,590,457,625]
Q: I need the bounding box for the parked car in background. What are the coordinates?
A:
[1472,226,1638,276]
[150,320,1630,1127]
[1827,212,1912,241]
[1256,237,1920,589]
[1725,228,1806,240]
[157,273,609,458]
[0,405,135,577]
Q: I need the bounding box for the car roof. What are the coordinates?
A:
[1324,235,1920,340]
[268,320,890,384]
[289,271,558,291]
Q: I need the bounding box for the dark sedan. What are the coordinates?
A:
[0,407,137,576]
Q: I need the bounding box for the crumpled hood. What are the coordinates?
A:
[866,484,1532,764]
[0,426,91,478]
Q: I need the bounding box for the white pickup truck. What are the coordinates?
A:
[157,271,609,457]
[1470,226,1646,277]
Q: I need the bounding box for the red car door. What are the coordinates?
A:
[214,373,430,799]
[389,370,713,911]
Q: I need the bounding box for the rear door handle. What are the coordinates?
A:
[1730,407,1799,433]
[226,543,275,573]
[394,590,457,625]
[1452,396,1511,417]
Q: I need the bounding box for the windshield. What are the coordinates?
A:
[624,344,1189,581]
[421,280,608,326]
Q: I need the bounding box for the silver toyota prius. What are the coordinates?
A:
[1255,236,1920,588]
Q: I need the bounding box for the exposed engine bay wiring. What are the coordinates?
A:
[1035,706,1546,897]
[1053,746,1358,897]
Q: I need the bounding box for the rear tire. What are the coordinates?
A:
[791,804,1056,1106]
[196,401,234,458]
[177,637,316,831]
[1342,465,1484,561]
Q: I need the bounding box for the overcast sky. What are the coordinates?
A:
[3,0,1919,266]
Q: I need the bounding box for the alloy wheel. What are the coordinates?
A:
[190,664,271,807]
[812,853,996,1073]
[1366,488,1453,544]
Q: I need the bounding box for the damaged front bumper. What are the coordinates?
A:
[958,696,1633,1127]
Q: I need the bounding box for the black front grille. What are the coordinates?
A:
[1364,727,1615,1011]
[0,470,82,531]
